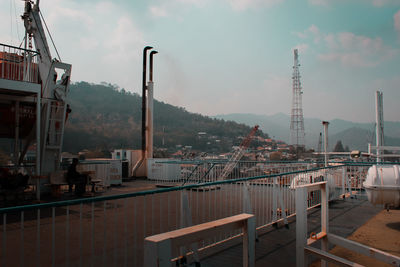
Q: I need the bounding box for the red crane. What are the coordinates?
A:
[219,125,259,180]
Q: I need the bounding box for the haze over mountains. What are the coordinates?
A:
[62,82,268,154]
[213,113,400,151]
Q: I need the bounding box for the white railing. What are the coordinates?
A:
[0,43,40,84]
[0,163,380,266]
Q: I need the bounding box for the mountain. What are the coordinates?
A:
[213,113,400,151]
[62,82,268,154]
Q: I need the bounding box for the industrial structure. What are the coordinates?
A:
[0,1,71,178]
[290,49,305,150]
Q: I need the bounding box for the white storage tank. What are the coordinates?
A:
[363,165,400,208]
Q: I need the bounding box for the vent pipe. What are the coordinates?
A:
[142,46,153,158]
[147,50,158,159]
[375,91,384,164]
[322,121,329,167]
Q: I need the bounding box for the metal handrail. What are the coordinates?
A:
[0,164,346,213]
[0,42,40,55]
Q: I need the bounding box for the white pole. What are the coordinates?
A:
[322,121,329,167]
[375,91,384,164]
[146,81,154,159]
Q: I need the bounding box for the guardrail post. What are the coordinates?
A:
[272,176,278,222]
[341,166,346,198]
[144,238,172,267]
[295,185,307,267]
[243,215,255,267]
[321,181,329,267]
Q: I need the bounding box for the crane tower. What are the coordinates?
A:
[290,49,305,149]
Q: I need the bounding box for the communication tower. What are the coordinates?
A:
[290,49,305,149]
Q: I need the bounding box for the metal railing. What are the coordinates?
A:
[0,43,40,84]
[0,162,391,266]
[149,160,321,184]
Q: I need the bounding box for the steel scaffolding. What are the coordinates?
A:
[290,49,305,149]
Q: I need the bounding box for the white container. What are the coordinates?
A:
[147,158,181,181]
[363,165,400,208]
[290,169,337,200]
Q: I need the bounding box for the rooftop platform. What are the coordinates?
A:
[200,197,388,267]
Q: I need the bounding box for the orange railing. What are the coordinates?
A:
[0,43,40,84]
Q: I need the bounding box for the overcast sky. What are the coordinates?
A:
[1,0,399,123]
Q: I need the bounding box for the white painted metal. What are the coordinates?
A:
[144,213,255,267]
[327,233,400,266]
[0,164,376,266]
[364,165,400,208]
[22,1,72,176]
[146,81,154,159]
[296,181,328,267]
[322,121,329,167]
[375,91,384,163]
[147,158,181,181]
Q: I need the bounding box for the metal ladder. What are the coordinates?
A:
[41,100,66,173]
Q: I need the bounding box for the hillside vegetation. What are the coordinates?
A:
[63,82,268,154]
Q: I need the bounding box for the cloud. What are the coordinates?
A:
[26,0,147,92]
[308,0,400,7]
[148,0,284,16]
[226,0,284,11]
[293,44,309,54]
[296,25,398,67]
[372,0,399,7]
[294,24,321,43]
[395,10,400,40]
[148,0,208,18]
[149,5,169,17]
[308,0,328,6]
[319,32,397,67]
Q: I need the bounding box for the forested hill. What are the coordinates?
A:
[63,82,268,154]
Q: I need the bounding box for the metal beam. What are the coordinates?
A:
[304,246,363,267]
[327,234,400,266]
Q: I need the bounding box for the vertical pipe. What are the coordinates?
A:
[20,211,24,267]
[2,214,6,267]
[36,92,41,199]
[66,207,70,267]
[91,202,95,267]
[322,121,329,167]
[146,82,154,159]
[375,91,384,164]
[149,51,158,83]
[79,203,83,267]
[142,46,153,160]
[103,202,107,267]
[15,101,20,168]
[52,207,55,267]
[36,209,40,267]
[123,199,127,267]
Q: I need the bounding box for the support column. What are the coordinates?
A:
[322,121,329,167]
[14,101,20,168]
[146,81,154,159]
[321,182,329,267]
[375,91,384,164]
[295,186,307,267]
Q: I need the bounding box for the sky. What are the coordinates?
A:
[1,0,399,123]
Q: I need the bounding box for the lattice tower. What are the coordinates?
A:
[290,49,305,148]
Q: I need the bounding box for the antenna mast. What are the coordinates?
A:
[290,49,305,150]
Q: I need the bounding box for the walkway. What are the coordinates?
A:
[200,196,383,267]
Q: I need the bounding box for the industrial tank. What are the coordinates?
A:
[363,165,400,208]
